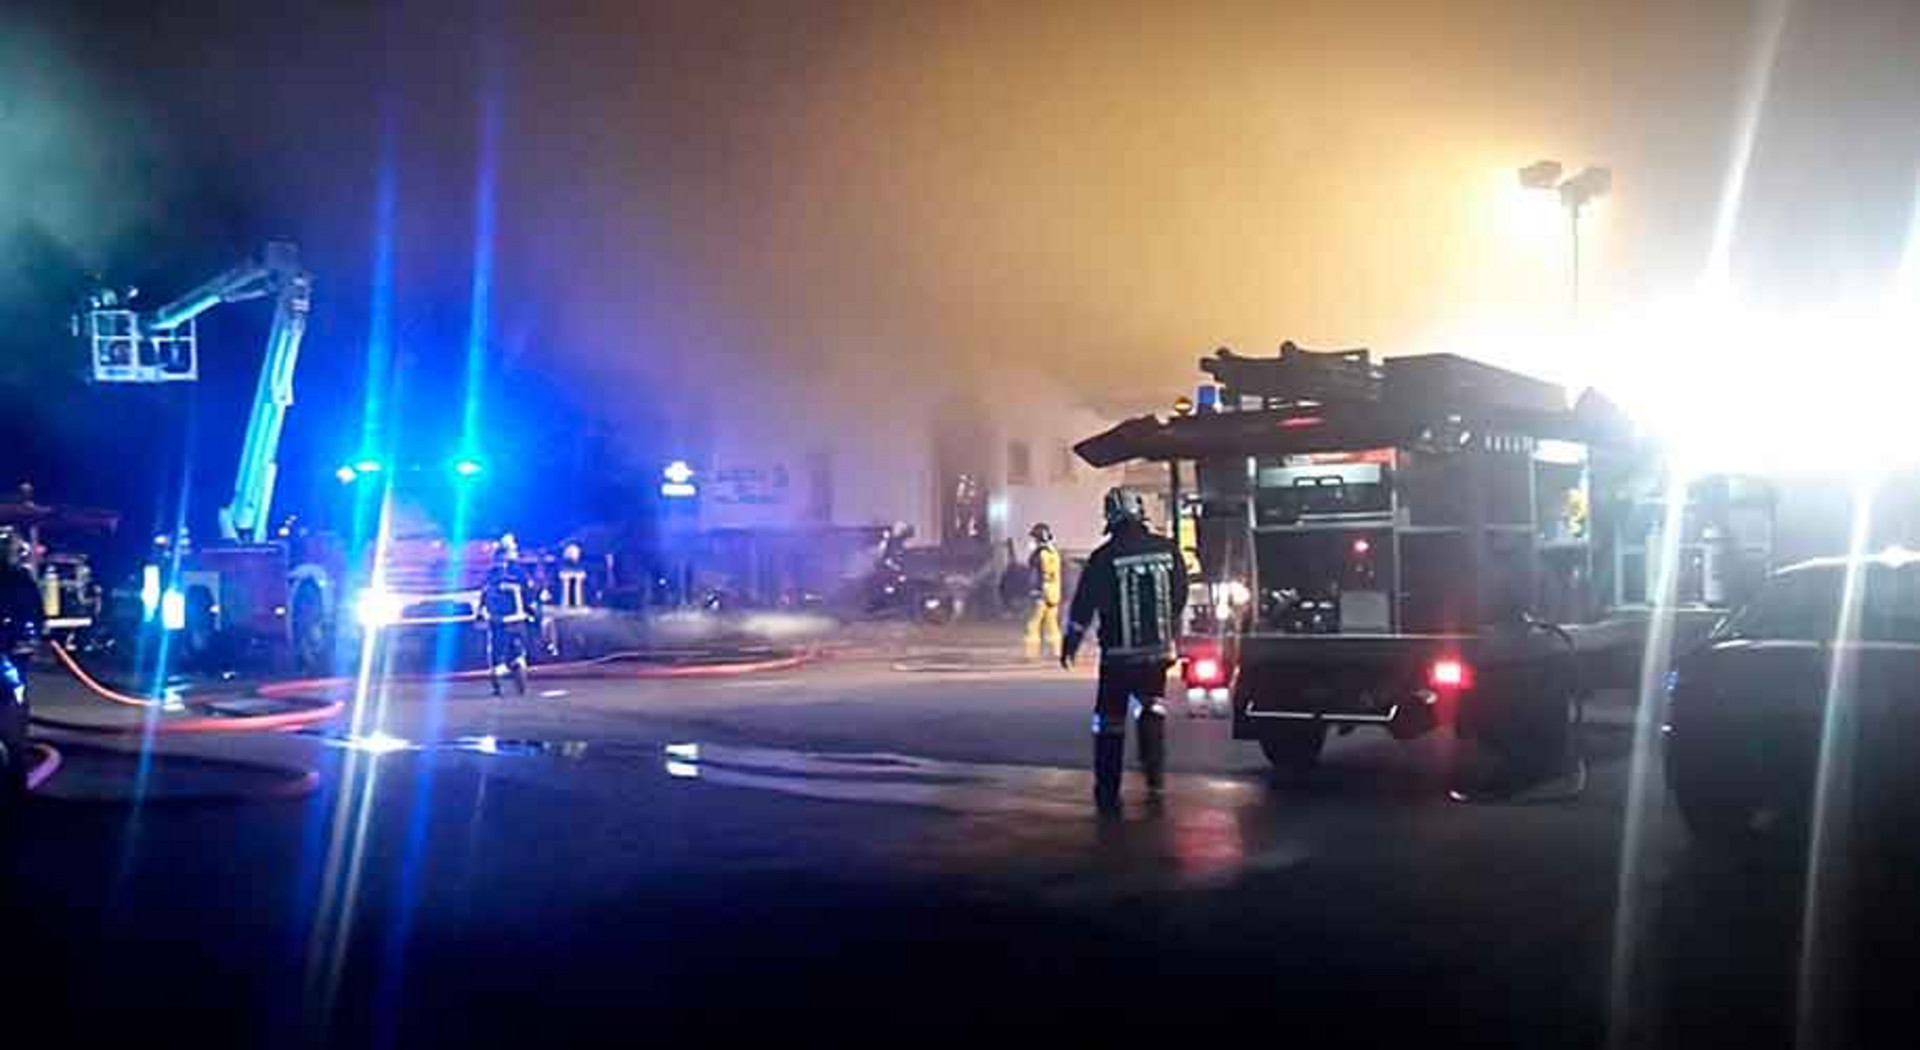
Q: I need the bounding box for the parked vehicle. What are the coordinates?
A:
[1665,551,1920,856]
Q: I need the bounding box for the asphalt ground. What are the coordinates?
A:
[6,648,1915,1048]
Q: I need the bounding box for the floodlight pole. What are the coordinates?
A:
[1569,199,1583,318]
[1520,161,1610,320]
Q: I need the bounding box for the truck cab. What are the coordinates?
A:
[138,456,510,674]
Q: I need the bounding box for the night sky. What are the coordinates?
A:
[4,0,1918,544]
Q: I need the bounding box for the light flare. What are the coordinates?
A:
[1606,463,1692,1047]
[1797,475,1876,1049]
[1702,0,1794,293]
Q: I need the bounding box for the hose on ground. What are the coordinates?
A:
[253,645,819,700]
[42,639,345,735]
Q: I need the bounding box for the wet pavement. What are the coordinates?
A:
[6,655,1911,1047]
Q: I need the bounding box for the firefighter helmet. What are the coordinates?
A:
[1102,488,1147,530]
[1029,522,1053,544]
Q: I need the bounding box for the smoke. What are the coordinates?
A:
[8,0,1917,487]
[0,15,163,296]
[502,0,1920,481]
[497,0,1770,427]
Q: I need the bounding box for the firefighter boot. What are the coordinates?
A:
[1092,723,1126,814]
[1136,702,1168,796]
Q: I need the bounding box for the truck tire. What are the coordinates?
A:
[1260,724,1328,772]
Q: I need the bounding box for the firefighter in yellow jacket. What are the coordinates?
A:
[1023,523,1064,659]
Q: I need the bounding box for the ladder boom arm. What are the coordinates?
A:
[217,245,312,542]
[145,261,272,333]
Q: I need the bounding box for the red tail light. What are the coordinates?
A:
[1428,658,1473,690]
[1190,657,1224,685]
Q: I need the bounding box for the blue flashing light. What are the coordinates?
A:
[141,565,162,620]
[335,465,358,485]
[452,458,484,478]
[353,458,384,474]
[160,588,187,631]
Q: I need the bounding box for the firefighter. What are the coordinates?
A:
[1061,489,1188,812]
[0,530,41,672]
[1022,523,1063,660]
[1,529,43,803]
[478,535,539,697]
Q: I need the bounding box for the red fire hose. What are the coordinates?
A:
[21,639,814,798]
[42,640,344,734]
[253,645,819,701]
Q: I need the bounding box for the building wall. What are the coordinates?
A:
[696,367,943,537]
[696,367,1130,553]
[988,401,1127,556]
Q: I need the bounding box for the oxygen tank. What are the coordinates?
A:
[1701,524,1728,606]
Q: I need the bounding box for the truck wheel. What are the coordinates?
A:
[1260,724,1328,772]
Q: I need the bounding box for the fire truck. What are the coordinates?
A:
[81,243,506,672]
[1076,342,1772,772]
[0,485,118,648]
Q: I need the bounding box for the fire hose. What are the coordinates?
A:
[42,639,344,733]
[18,639,816,800]
[13,641,338,802]
[24,742,60,793]
[252,644,819,701]
[20,740,317,802]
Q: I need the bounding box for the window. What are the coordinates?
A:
[1007,440,1032,486]
[1723,569,1842,642]
[1052,442,1078,482]
[806,451,832,523]
[1731,564,1920,643]
[1868,567,1920,642]
[1254,455,1392,525]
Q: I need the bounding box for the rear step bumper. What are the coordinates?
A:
[1242,704,1400,725]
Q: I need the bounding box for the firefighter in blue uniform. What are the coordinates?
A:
[1061,489,1187,812]
[479,535,540,697]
